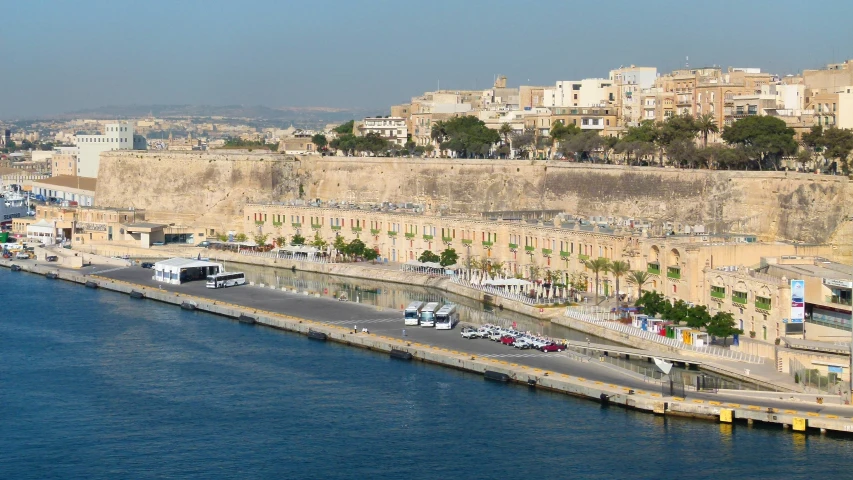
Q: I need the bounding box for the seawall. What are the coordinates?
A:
[4,259,851,435]
[95,152,853,246]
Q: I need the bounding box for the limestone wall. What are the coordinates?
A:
[96,152,852,246]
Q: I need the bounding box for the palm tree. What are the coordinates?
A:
[696,113,719,148]
[499,123,513,147]
[608,260,631,306]
[626,270,652,299]
[583,257,611,305]
[430,121,447,155]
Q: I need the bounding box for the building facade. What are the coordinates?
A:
[75,121,145,177]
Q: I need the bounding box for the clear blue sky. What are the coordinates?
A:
[2,0,852,118]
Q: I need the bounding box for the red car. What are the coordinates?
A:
[500,335,516,346]
[540,343,566,353]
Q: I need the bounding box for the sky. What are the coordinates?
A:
[2,0,852,118]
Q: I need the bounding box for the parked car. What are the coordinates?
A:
[500,335,517,346]
[45,255,58,262]
[196,241,211,248]
[540,343,566,353]
[15,252,30,260]
[513,338,533,349]
[460,327,480,339]
[141,262,155,269]
[488,331,503,342]
[152,242,165,246]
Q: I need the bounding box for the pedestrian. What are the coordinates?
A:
[354,324,357,333]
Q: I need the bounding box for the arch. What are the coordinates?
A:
[669,248,681,265]
[650,246,660,262]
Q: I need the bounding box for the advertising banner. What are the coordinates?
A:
[790,279,805,323]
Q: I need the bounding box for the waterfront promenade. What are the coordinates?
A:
[7,255,853,435]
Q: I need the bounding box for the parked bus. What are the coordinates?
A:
[404,301,425,326]
[434,304,459,330]
[206,272,246,289]
[419,302,440,327]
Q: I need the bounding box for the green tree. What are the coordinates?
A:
[253,233,269,246]
[511,128,536,159]
[419,250,440,263]
[310,232,327,249]
[311,133,328,152]
[707,311,742,345]
[721,116,797,170]
[234,233,248,242]
[346,238,366,258]
[820,126,853,173]
[5,140,16,151]
[362,247,379,262]
[685,304,712,330]
[695,113,719,148]
[656,114,699,165]
[291,233,306,245]
[583,257,611,305]
[499,123,513,147]
[433,116,500,158]
[329,133,358,155]
[439,248,458,267]
[333,120,354,134]
[667,300,690,325]
[561,131,603,162]
[635,290,666,317]
[333,235,348,256]
[608,260,630,306]
[275,235,287,247]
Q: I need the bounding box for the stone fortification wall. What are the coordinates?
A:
[96,152,851,245]
[95,151,305,231]
[305,157,850,245]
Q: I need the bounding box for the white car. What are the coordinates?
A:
[488,331,503,341]
[513,338,533,349]
[461,327,480,339]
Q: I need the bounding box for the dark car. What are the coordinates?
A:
[500,335,516,346]
[45,255,59,262]
[141,262,155,269]
[540,343,566,353]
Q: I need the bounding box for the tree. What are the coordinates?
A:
[311,133,328,152]
[275,235,287,247]
[511,129,536,159]
[362,247,379,263]
[707,311,742,345]
[333,235,348,257]
[346,238,366,258]
[721,116,797,170]
[419,250,440,263]
[667,300,690,325]
[291,233,306,245]
[434,116,500,158]
[608,260,631,306]
[333,120,354,135]
[561,131,603,162]
[695,113,719,148]
[499,123,513,147]
[253,233,269,247]
[635,291,666,317]
[656,114,699,165]
[820,127,853,173]
[685,304,712,330]
[583,257,611,305]
[550,120,581,156]
[234,233,248,242]
[310,232,327,249]
[439,248,458,267]
[329,133,357,155]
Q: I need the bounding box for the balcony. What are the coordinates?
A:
[667,267,681,280]
[423,234,433,241]
[647,263,660,275]
[331,225,341,231]
[352,226,362,233]
[578,253,590,261]
[482,241,493,248]
[370,228,381,235]
[272,221,283,227]
[560,251,570,258]
[255,220,265,226]
[442,236,453,243]
[311,223,322,230]
[825,295,852,306]
[461,239,473,245]
[524,245,535,252]
[732,292,748,305]
[405,232,415,239]
[292,223,302,228]
[755,298,772,310]
[542,248,552,256]
[508,243,518,249]
[387,230,397,236]
[711,288,726,300]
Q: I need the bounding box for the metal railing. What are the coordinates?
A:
[237,250,332,264]
[563,307,765,364]
[789,357,850,395]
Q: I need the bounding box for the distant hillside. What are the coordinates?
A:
[53,104,383,128]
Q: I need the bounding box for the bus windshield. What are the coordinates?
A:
[420,312,435,321]
[405,311,419,319]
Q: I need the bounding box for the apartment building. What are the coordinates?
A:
[75,121,146,177]
[356,117,408,145]
[609,66,658,127]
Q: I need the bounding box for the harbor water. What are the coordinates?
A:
[2,268,849,479]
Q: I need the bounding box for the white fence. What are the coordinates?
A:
[238,250,332,264]
[563,307,765,364]
[452,277,537,305]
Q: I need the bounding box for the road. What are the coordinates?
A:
[54,264,853,418]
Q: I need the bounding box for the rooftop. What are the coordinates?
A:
[32,175,97,192]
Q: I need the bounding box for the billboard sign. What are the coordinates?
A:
[790,279,805,323]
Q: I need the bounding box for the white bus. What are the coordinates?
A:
[206,272,246,288]
[404,301,425,326]
[435,304,459,330]
[419,302,440,327]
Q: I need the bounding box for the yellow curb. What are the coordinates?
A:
[673,397,685,401]
[806,412,820,417]
[727,403,741,408]
[692,400,704,404]
[826,414,839,419]
[651,393,661,398]
[709,401,721,406]
[748,406,761,411]
[784,409,798,414]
